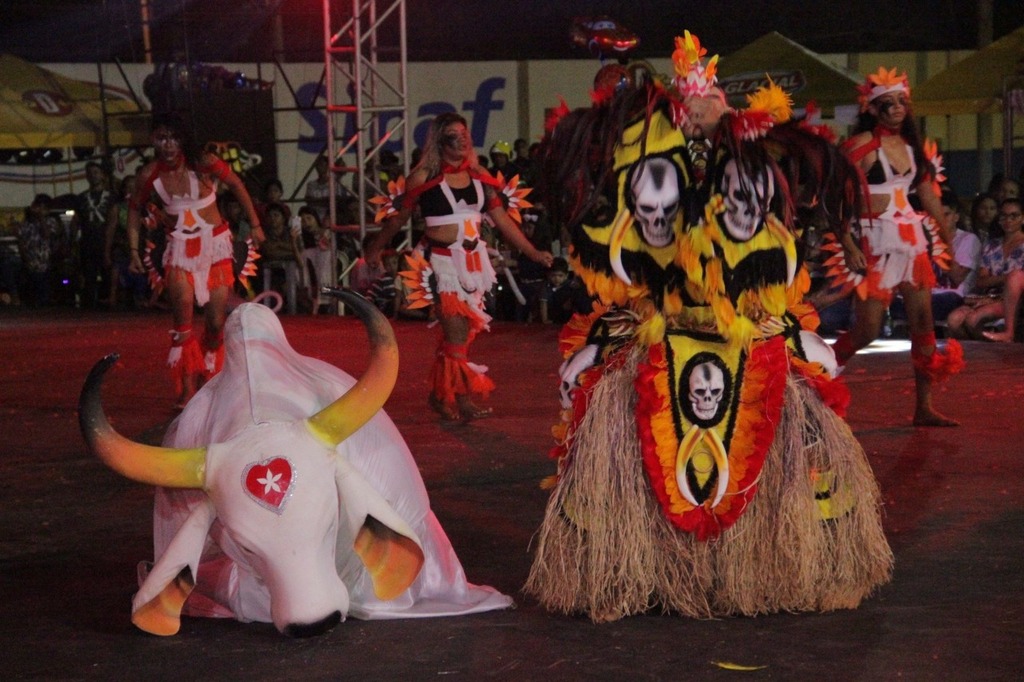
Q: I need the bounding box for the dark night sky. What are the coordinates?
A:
[2,0,1022,65]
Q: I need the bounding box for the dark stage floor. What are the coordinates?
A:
[2,307,1022,680]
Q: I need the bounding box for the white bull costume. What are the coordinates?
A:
[79,291,512,637]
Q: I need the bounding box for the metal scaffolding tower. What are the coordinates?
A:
[321,0,410,249]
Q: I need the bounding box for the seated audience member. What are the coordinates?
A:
[257,178,291,227]
[891,188,981,326]
[297,205,333,314]
[969,193,1000,243]
[17,194,60,307]
[992,175,1021,205]
[349,233,386,296]
[810,286,855,336]
[367,249,400,317]
[260,203,303,299]
[0,228,21,306]
[305,154,353,225]
[377,150,402,185]
[946,197,1024,342]
[510,204,555,322]
[221,194,253,243]
[511,138,533,181]
[539,257,592,325]
[105,173,150,309]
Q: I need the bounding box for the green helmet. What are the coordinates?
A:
[489,140,512,157]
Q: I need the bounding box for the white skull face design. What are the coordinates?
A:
[721,159,774,242]
[631,158,680,248]
[688,361,725,421]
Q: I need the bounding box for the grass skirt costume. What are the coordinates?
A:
[528,339,890,621]
[525,38,892,622]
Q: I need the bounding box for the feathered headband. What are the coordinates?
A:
[857,66,911,112]
[671,31,719,98]
[669,30,724,128]
[669,30,795,141]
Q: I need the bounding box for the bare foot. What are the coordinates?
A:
[428,394,460,421]
[913,410,959,427]
[457,397,493,422]
[982,330,1013,343]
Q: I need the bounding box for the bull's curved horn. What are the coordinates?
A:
[78,354,206,488]
[307,290,399,447]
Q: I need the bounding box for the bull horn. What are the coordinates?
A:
[306,290,399,447]
[78,354,206,488]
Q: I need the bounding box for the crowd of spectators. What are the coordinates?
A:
[3,141,1019,343]
[0,153,368,316]
[0,143,564,321]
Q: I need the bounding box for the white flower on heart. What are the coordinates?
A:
[257,471,283,495]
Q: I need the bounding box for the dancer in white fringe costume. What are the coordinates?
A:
[828,67,962,427]
[128,112,263,409]
[365,112,553,422]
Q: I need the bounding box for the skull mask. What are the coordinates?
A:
[631,158,680,248]
[688,361,725,421]
[721,158,774,242]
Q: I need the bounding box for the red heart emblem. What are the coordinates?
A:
[242,457,294,514]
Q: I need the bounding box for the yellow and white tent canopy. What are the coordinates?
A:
[0,53,148,149]
[913,25,1024,116]
[716,32,862,116]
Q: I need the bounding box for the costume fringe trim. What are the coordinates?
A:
[438,291,491,336]
[790,355,851,418]
[201,329,225,379]
[525,350,892,622]
[143,240,165,295]
[398,250,435,310]
[167,331,204,399]
[911,335,965,383]
[429,341,495,406]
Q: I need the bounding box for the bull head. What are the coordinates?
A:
[79,291,424,637]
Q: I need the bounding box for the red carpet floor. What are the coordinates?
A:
[2,306,1022,679]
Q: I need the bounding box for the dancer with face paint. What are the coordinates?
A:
[831,68,963,427]
[128,112,264,408]
[366,113,553,421]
